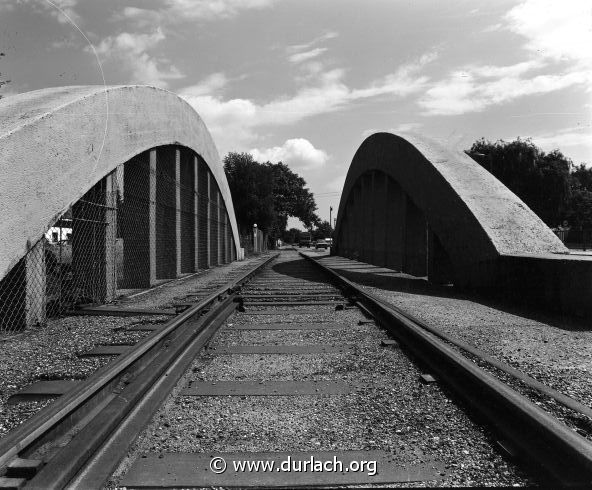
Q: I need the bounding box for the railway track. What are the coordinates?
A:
[0,254,277,489]
[1,250,591,488]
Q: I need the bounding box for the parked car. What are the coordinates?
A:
[315,239,329,249]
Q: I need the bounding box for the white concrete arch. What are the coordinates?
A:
[334,132,567,286]
[0,85,240,280]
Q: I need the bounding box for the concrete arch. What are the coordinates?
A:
[333,132,567,287]
[0,85,240,281]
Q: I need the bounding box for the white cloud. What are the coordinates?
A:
[395,122,423,132]
[288,48,327,64]
[285,31,337,71]
[469,60,544,78]
[94,29,164,57]
[117,0,278,25]
[505,0,592,67]
[362,123,423,139]
[44,0,79,24]
[181,53,435,150]
[92,28,184,88]
[418,2,592,116]
[180,72,228,96]
[351,51,437,99]
[1,0,80,23]
[114,7,163,28]
[419,63,590,116]
[169,0,277,19]
[286,31,338,54]
[249,138,329,169]
[527,126,592,162]
[0,1,14,13]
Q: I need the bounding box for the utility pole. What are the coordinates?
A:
[329,206,333,230]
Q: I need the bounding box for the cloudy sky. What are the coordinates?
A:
[1,0,591,228]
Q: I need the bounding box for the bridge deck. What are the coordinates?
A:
[306,250,592,423]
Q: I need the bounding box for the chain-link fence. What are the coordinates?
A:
[0,145,237,334]
[239,228,268,256]
[554,228,592,251]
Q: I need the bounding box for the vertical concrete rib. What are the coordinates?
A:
[175,148,182,277]
[385,178,406,271]
[179,149,195,274]
[121,151,150,288]
[194,156,199,272]
[359,175,368,262]
[25,240,46,327]
[207,172,212,268]
[71,180,107,302]
[349,192,357,258]
[155,147,177,279]
[149,150,157,285]
[373,172,388,267]
[428,227,455,284]
[104,172,116,301]
[404,196,427,276]
[352,185,362,260]
[217,190,222,265]
[225,213,230,263]
[368,172,377,264]
[345,199,354,257]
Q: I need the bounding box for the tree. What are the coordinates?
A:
[564,164,592,228]
[565,189,592,228]
[223,153,275,236]
[268,162,318,230]
[223,153,319,240]
[282,227,301,244]
[571,164,592,193]
[467,138,571,227]
[312,220,333,240]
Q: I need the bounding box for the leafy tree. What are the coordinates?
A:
[312,220,333,240]
[565,189,592,228]
[564,164,592,228]
[223,153,275,236]
[269,162,318,230]
[467,138,571,227]
[223,153,319,241]
[282,227,302,244]
[571,164,592,193]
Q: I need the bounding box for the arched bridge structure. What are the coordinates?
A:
[0,85,241,331]
[333,132,587,302]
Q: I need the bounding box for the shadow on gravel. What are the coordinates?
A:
[318,259,592,333]
[269,259,329,281]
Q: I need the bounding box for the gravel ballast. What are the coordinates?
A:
[315,254,592,442]
[111,251,533,487]
[0,253,272,439]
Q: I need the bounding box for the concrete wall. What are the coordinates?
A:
[0,85,242,283]
[333,132,567,287]
[332,132,592,317]
[495,253,592,318]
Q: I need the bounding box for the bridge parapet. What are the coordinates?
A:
[0,86,242,332]
[333,133,592,317]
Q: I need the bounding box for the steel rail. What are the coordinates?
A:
[302,253,592,487]
[28,297,238,489]
[0,253,277,473]
[366,297,592,421]
[69,300,238,488]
